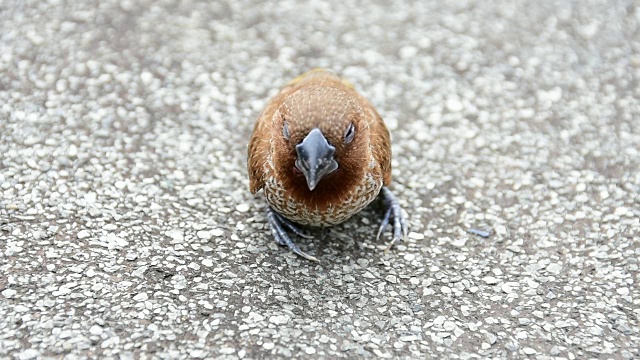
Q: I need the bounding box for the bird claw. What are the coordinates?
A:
[273,211,314,239]
[377,187,408,251]
[266,207,319,262]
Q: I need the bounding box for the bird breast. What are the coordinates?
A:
[263,153,383,227]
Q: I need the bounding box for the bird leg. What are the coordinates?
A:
[376,187,409,251]
[266,207,319,262]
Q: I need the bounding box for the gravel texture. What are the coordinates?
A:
[1,0,639,359]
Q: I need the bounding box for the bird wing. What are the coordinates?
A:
[248,104,272,194]
[369,105,393,186]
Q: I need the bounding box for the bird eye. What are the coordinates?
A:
[343,123,355,144]
[283,121,290,140]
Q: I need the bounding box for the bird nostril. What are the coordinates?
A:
[293,166,302,175]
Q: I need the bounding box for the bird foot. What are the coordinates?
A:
[376,187,409,251]
[266,207,318,262]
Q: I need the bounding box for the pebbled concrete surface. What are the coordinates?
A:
[1,0,639,359]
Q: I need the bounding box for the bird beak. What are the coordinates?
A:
[295,128,339,191]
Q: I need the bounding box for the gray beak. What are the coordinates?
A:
[295,128,339,191]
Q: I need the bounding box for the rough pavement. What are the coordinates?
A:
[1,0,639,359]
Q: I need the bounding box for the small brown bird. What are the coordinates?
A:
[248,69,407,261]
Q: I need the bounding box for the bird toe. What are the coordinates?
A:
[267,207,318,261]
[378,187,409,251]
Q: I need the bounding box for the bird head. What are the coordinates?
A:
[272,85,370,193]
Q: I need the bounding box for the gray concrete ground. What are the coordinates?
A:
[1,0,639,359]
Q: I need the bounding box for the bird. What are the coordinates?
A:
[247,69,408,261]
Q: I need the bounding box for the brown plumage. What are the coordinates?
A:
[248,69,407,261]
